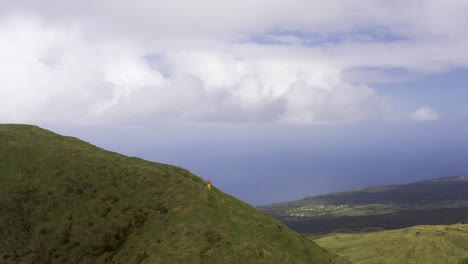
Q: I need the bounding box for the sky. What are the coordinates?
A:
[1,0,468,205]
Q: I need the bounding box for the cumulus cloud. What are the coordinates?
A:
[0,17,391,125]
[411,107,440,122]
[1,1,465,125]
[0,16,164,124]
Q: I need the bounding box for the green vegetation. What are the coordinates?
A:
[260,176,468,234]
[0,124,347,264]
[462,218,468,224]
[284,207,468,234]
[314,224,468,264]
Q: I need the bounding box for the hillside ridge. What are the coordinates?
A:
[315,223,468,264]
[260,174,468,234]
[0,124,347,263]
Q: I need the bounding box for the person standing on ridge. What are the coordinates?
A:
[206,180,212,190]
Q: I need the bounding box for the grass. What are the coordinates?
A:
[0,124,348,263]
[314,224,468,264]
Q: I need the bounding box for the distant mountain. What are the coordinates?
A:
[314,223,468,264]
[260,176,468,234]
[0,125,347,264]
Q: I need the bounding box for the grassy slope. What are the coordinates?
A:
[314,224,468,264]
[260,176,468,234]
[0,124,347,264]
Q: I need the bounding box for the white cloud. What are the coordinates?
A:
[1,1,465,125]
[0,15,399,125]
[411,107,440,121]
[0,16,164,124]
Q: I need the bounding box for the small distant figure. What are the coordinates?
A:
[206,180,212,190]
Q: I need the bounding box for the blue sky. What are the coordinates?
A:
[374,68,468,119]
[52,115,468,205]
[247,26,409,46]
[1,0,468,205]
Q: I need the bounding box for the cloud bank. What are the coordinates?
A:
[2,1,464,125]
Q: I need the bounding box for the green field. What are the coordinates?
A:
[0,124,347,264]
[314,224,468,264]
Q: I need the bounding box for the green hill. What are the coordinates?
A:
[260,176,468,234]
[0,124,347,264]
[314,224,468,264]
